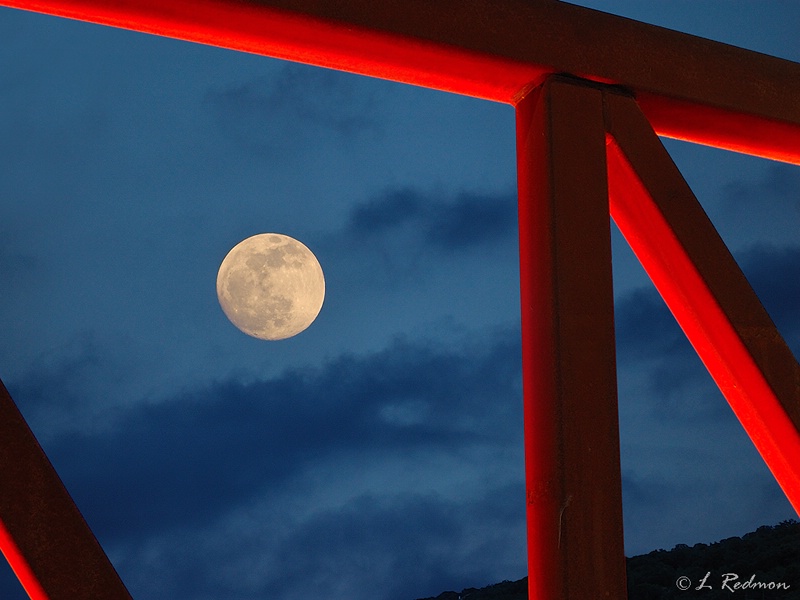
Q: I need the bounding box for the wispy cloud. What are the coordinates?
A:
[346,187,518,250]
[205,64,379,155]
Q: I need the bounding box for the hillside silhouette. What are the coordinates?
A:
[417,520,800,600]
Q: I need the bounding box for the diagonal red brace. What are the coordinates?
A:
[0,380,132,600]
[605,90,800,514]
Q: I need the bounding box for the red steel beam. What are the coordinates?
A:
[1,0,799,164]
[605,90,800,514]
[517,77,627,599]
[0,380,133,599]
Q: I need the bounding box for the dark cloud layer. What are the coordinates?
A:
[615,243,800,404]
[264,485,526,600]
[739,245,800,350]
[108,481,527,600]
[348,188,518,251]
[614,287,688,360]
[1,332,526,600]
[30,333,522,545]
[615,243,800,357]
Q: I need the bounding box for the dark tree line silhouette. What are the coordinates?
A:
[418,520,800,600]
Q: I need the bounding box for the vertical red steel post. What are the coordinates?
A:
[0,380,132,600]
[516,77,627,599]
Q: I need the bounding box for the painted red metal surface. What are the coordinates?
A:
[517,77,627,598]
[0,381,133,599]
[605,91,800,514]
[1,0,800,164]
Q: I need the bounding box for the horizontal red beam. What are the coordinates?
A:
[2,0,800,164]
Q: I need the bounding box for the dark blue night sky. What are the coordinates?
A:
[1,2,799,599]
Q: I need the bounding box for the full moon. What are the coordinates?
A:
[216,233,325,340]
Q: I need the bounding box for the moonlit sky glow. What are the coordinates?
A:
[1,2,799,599]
